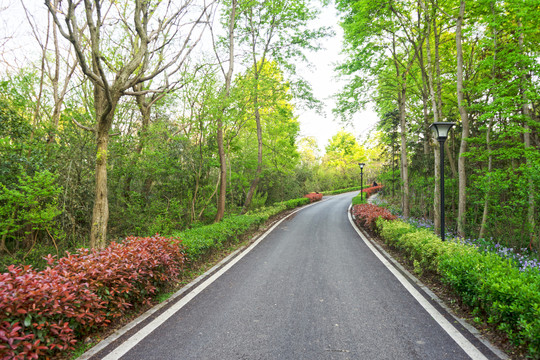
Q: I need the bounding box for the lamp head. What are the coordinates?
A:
[358,162,365,169]
[429,122,455,141]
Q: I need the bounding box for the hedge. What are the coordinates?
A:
[304,192,323,203]
[0,236,184,359]
[351,203,396,231]
[0,194,315,358]
[376,218,540,358]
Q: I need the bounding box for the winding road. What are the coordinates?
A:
[83,192,505,360]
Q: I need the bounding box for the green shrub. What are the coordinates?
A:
[438,247,540,356]
[351,193,367,205]
[377,218,540,357]
[174,215,261,261]
[283,197,309,209]
[175,196,310,262]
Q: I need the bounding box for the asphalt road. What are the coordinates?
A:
[90,192,502,360]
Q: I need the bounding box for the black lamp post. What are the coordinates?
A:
[358,163,365,201]
[429,122,455,241]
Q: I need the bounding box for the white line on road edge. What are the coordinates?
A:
[96,204,311,360]
[347,208,490,360]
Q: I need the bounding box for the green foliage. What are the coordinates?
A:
[283,197,310,209]
[174,196,309,262]
[377,218,540,357]
[0,170,63,249]
[351,193,367,205]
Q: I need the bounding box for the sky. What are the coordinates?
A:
[297,3,379,151]
[1,1,380,152]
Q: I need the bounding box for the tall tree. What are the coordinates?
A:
[45,0,212,248]
[235,0,327,212]
[212,0,237,222]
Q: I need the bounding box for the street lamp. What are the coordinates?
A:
[429,122,455,241]
[358,163,365,201]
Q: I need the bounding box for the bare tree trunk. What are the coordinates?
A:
[215,0,236,222]
[424,5,441,233]
[479,115,493,239]
[431,11,457,179]
[518,22,536,249]
[124,87,152,198]
[243,89,263,213]
[479,3,497,239]
[90,88,117,248]
[399,80,410,218]
[456,0,469,237]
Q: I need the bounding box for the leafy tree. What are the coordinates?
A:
[45,0,213,247]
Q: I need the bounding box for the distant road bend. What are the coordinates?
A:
[84,192,505,360]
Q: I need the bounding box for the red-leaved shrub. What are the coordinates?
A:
[352,203,396,232]
[1,235,185,359]
[362,185,383,198]
[51,236,185,319]
[0,265,106,358]
[304,192,323,203]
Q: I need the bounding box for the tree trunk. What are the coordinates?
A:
[479,3,497,239]
[479,115,493,239]
[243,101,263,213]
[518,22,536,248]
[215,0,236,222]
[399,78,410,218]
[91,128,110,249]
[90,88,117,249]
[456,0,469,237]
[125,90,152,199]
[425,8,441,233]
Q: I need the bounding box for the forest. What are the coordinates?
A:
[336,0,540,249]
[0,0,371,269]
[0,0,539,268]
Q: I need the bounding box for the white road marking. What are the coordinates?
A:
[99,205,311,360]
[347,208,489,360]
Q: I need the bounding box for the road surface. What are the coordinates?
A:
[86,192,503,360]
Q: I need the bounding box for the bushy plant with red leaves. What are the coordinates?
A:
[1,235,184,358]
[0,321,46,360]
[352,203,396,232]
[304,192,323,203]
[361,185,383,198]
[0,265,106,358]
[50,236,185,319]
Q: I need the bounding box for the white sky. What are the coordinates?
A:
[1,1,380,152]
[298,3,379,152]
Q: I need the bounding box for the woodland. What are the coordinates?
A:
[0,0,539,267]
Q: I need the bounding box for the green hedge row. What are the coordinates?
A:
[173,197,310,262]
[351,193,367,205]
[377,218,540,358]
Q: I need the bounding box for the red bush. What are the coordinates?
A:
[51,236,185,318]
[352,203,396,232]
[304,192,323,203]
[362,185,383,198]
[0,265,106,358]
[1,235,185,358]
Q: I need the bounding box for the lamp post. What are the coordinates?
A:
[429,122,455,241]
[358,163,365,201]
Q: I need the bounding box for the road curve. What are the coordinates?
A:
[89,192,502,360]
